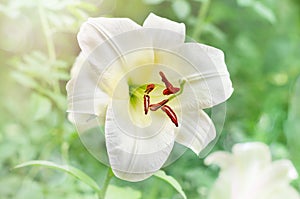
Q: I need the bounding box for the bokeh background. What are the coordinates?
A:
[0,0,300,198]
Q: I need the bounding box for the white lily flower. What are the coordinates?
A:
[67,13,233,182]
[205,142,300,199]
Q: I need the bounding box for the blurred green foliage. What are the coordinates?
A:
[0,0,299,198]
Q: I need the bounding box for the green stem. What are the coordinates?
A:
[61,141,70,164]
[192,0,212,40]
[38,4,56,61]
[168,79,186,101]
[38,3,61,95]
[98,168,114,199]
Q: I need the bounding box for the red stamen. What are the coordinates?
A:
[144,95,150,115]
[145,84,155,94]
[161,105,178,127]
[163,88,180,95]
[149,99,169,111]
[159,71,180,95]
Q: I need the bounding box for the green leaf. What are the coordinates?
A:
[203,24,226,41]
[42,89,66,111]
[236,0,254,7]
[193,0,209,2]
[54,59,69,69]
[172,0,191,20]
[236,0,276,24]
[68,7,89,20]
[15,179,43,199]
[106,185,142,199]
[142,0,165,5]
[13,160,101,192]
[11,71,38,88]
[154,170,187,199]
[285,77,300,174]
[76,2,98,13]
[253,2,276,24]
[30,93,52,121]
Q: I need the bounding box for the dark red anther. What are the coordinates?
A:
[163,88,180,95]
[145,84,155,94]
[144,95,150,115]
[159,71,180,95]
[149,99,169,111]
[161,105,178,127]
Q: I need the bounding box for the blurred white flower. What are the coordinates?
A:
[205,142,300,199]
[67,13,233,181]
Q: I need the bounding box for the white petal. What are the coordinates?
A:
[204,151,233,169]
[143,13,186,48]
[78,17,155,77]
[78,15,187,97]
[208,179,300,199]
[105,103,175,182]
[143,13,185,40]
[66,53,110,119]
[232,142,271,168]
[111,170,159,182]
[175,110,216,155]
[266,185,300,199]
[77,17,141,56]
[96,48,155,97]
[68,112,103,133]
[155,43,233,109]
[80,27,156,97]
[207,178,231,199]
[264,160,298,184]
[207,142,300,199]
